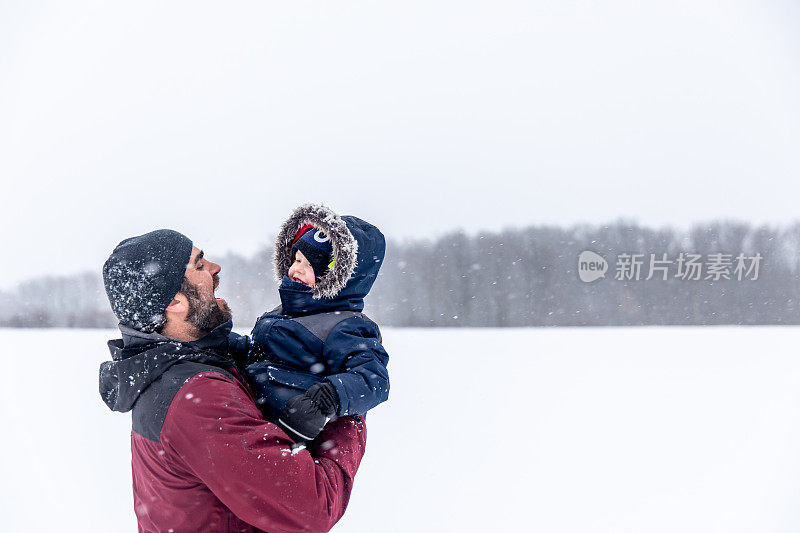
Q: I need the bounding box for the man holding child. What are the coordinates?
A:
[98,226,369,533]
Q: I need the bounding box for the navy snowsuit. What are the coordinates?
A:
[236,215,389,420]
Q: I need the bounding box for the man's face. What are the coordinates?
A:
[180,246,232,333]
[185,246,222,299]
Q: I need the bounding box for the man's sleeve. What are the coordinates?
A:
[160,370,367,533]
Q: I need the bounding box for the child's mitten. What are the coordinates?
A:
[277,381,340,442]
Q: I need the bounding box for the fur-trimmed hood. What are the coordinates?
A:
[274,204,385,314]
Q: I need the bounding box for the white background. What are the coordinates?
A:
[1,1,799,288]
[4,326,800,532]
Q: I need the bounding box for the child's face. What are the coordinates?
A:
[288,249,316,287]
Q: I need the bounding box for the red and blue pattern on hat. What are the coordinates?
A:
[291,225,335,277]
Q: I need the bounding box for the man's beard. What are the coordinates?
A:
[181,277,232,334]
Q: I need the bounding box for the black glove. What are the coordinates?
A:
[277,381,340,442]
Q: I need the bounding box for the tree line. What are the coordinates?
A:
[2,220,799,329]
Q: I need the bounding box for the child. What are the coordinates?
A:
[240,204,389,442]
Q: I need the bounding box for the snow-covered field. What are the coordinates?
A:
[3,326,800,532]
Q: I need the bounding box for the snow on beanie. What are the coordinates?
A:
[103,229,193,331]
[291,225,334,278]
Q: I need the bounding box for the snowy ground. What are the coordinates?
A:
[3,326,800,532]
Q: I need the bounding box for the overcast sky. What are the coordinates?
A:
[1,1,799,289]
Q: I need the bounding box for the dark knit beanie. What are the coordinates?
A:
[291,226,334,278]
[103,229,193,331]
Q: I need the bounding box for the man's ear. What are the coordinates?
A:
[164,296,187,315]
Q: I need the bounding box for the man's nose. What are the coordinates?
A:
[208,260,221,276]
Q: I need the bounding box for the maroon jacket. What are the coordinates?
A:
[99,321,367,533]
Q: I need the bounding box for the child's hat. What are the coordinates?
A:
[291,225,335,277]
